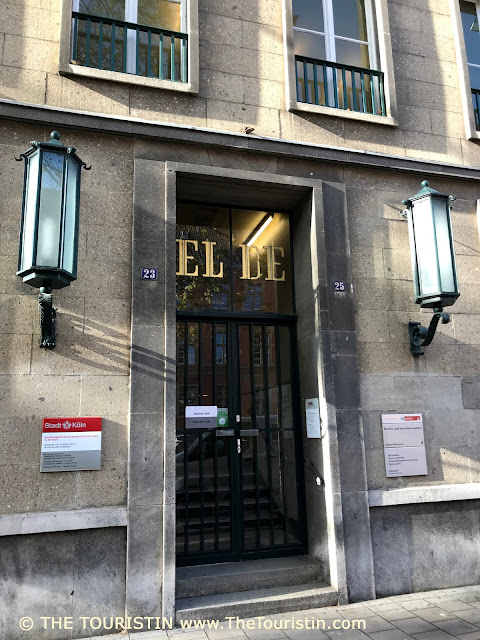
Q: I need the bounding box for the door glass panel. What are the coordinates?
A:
[294,30,326,60]
[332,0,368,41]
[232,211,293,314]
[176,321,233,559]
[176,205,293,314]
[241,324,301,551]
[335,38,370,68]
[460,1,480,66]
[176,204,231,311]
[292,0,324,32]
[137,0,181,30]
[79,0,125,19]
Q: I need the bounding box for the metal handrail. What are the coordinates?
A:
[71,11,188,82]
[295,54,386,116]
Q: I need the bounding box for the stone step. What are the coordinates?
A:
[175,581,337,623]
[176,556,325,599]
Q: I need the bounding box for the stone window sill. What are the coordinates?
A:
[289,100,398,127]
[59,62,198,94]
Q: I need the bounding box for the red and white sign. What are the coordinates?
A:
[41,417,102,472]
[381,413,427,477]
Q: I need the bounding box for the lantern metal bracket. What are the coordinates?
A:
[408,308,450,357]
[38,288,56,349]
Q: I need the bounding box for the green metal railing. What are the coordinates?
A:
[472,88,480,130]
[71,12,188,82]
[295,55,386,116]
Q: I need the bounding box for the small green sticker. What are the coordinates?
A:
[217,408,228,428]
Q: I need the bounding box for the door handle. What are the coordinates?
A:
[216,429,235,436]
[240,429,258,436]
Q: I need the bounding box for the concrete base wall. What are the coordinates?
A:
[0,527,127,640]
[370,501,480,597]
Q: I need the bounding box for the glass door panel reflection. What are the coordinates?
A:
[239,323,301,552]
[176,320,233,561]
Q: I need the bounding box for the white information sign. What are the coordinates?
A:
[381,413,425,448]
[381,413,427,477]
[305,398,321,439]
[384,447,428,477]
[185,406,217,429]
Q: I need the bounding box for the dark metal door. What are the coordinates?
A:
[175,317,305,566]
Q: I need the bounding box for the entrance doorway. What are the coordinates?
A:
[175,203,306,566]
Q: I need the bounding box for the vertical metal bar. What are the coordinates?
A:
[199,430,205,553]
[72,17,78,62]
[250,324,261,549]
[85,18,91,67]
[123,26,127,73]
[198,321,204,553]
[295,60,300,102]
[171,35,175,81]
[263,324,274,547]
[183,320,189,555]
[181,36,187,82]
[212,321,219,552]
[379,73,386,116]
[370,72,376,114]
[98,20,104,69]
[361,71,367,113]
[313,62,319,105]
[332,65,339,109]
[352,69,358,112]
[147,30,152,77]
[475,93,480,131]
[110,23,116,71]
[136,28,140,75]
[341,66,347,109]
[303,60,308,103]
[159,33,164,79]
[275,325,288,545]
[323,63,329,107]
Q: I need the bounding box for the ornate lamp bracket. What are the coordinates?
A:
[38,287,57,349]
[408,307,450,356]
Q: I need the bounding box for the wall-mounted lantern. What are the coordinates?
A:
[402,181,460,356]
[16,131,90,348]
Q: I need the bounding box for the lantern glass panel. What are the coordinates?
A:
[432,197,456,293]
[36,151,64,267]
[62,156,80,276]
[412,197,440,297]
[21,151,40,272]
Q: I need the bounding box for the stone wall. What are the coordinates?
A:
[0,527,127,640]
[0,122,132,514]
[345,167,480,490]
[1,0,479,165]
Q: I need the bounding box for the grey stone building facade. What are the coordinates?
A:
[1,0,480,638]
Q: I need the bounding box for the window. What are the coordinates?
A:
[59,0,199,92]
[282,0,398,124]
[454,0,480,137]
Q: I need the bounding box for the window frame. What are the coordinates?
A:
[450,0,480,140]
[282,0,398,126]
[59,0,199,93]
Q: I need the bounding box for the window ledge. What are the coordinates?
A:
[59,62,198,94]
[289,100,397,127]
[468,129,480,142]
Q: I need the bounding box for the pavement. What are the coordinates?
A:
[86,585,480,640]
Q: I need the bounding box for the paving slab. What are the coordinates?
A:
[431,600,475,613]
[410,608,458,623]
[368,629,415,640]
[456,609,480,624]
[434,619,480,635]
[391,619,437,635]
[411,632,457,640]
[362,616,396,633]
[456,632,480,640]
[380,611,418,622]
[401,601,435,612]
